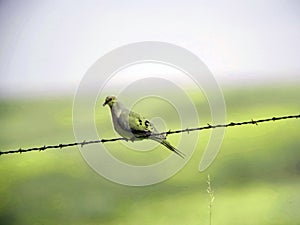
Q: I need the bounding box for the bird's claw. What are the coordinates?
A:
[125,137,135,142]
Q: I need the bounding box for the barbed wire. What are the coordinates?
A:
[0,114,299,156]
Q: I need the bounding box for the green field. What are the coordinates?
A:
[0,85,299,225]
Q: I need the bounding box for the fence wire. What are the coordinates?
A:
[0,114,299,156]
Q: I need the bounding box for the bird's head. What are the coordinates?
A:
[103,96,117,107]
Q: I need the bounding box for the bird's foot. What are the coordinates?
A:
[129,137,136,142]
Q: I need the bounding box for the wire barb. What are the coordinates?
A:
[1,114,299,156]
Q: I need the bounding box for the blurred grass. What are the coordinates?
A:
[0,85,299,225]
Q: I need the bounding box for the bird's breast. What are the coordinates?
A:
[111,111,134,139]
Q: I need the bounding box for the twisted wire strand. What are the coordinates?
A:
[0,114,299,156]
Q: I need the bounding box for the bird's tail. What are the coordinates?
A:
[152,138,185,158]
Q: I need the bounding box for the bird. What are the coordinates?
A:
[103,96,185,158]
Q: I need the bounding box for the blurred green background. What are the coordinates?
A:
[0,85,299,225]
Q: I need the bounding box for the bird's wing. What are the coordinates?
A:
[115,109,151,137]
[127,111,155,138]
[115,104,162,139]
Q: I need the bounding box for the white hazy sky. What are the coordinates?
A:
[0,0,299,97]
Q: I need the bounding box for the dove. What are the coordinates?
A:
[103,96,185,158]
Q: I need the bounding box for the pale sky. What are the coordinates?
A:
[0,0,299,97]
